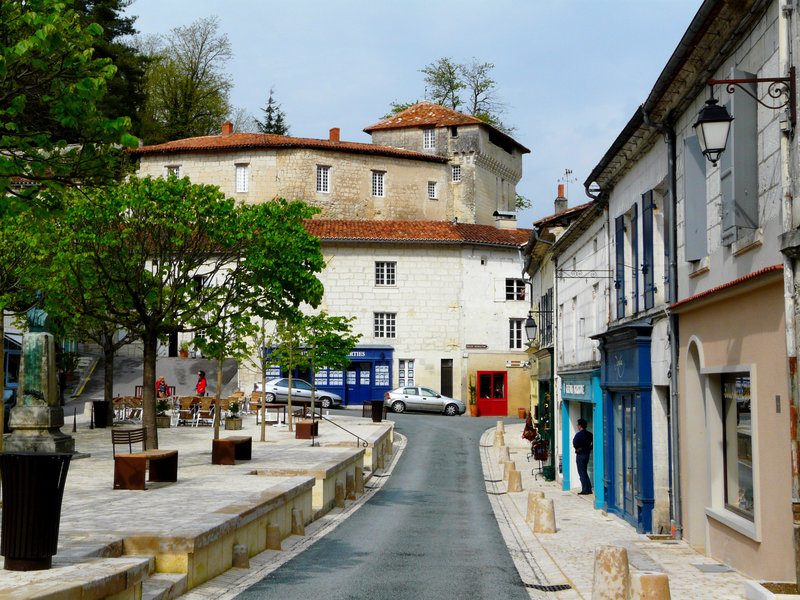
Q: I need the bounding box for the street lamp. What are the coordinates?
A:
[524,311,537,341]
[694,67,795,165]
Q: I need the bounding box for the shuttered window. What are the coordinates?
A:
[630,203,639,314]
[684,136,708,261]
[615,215,626,319]
[642,190,655,310]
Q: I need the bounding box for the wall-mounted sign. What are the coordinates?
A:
[349,351,366,357]
[565,383,586,395]
[466,344,488,349]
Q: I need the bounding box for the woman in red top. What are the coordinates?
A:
[196,370,207,396]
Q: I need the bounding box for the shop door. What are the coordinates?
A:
[346,362,372,405]
[477,371,507,416]
[612,393,637,525]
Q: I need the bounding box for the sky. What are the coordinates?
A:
[124,0,702,225]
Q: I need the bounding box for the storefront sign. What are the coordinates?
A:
[349,351,366,357]
[565,383,585,395]
[466,344,488,349]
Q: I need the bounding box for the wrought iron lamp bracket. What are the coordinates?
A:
[708,66,796,128]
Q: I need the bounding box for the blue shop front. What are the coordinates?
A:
[269,345,393,407]
[592,321,654,533]
[560,369,604,509]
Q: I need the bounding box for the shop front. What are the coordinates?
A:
[534,347,555,481]
[560,369,603,508]
[314,346,393,407]
[594,321,654,533]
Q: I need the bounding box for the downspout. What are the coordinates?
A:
[643,109,681,539]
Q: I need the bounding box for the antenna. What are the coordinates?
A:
[558,168,577,198]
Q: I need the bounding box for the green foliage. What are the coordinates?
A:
[138,16,233,143]
[0,0,137,206]
[255,87,289,135]
[515,193,532,211]
[421,57,464,111]
[382,100,420,120]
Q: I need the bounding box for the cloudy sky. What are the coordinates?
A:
[125,0,701,225]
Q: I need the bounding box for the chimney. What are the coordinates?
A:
[329,127,340,142]
[221,122,233,136]
[554,184,568,213]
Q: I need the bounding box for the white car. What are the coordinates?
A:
[383,386,466,416]
[254,378,343,409]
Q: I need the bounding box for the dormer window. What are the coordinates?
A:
[423,129,436,149]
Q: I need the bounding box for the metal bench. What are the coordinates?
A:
[111,427,178,490]
[212,436,252,465]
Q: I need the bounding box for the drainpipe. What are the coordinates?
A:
[643,109,681,539]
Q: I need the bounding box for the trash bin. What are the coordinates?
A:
[0,452,72,571]
[370,399,384,423]
[93,399,110,428]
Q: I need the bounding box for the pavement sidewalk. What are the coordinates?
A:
[481,421,757,600]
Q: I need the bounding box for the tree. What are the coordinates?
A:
[227,106,256,133]
[382,100,420,119]
[421,57,463,111]
[255,88,289,135]
[0,0,137,206]
[33,177,325,448]
[138,16,233,143]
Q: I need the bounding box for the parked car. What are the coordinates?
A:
[254,378,343,409]
[384,386,466,416]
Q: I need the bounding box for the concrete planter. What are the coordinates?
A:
[225,417,242,430]
[746,581,800,599]
[155,415,171,428]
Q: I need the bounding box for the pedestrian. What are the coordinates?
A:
[156,375,170,398]
[573,418,593,495]
[196,370,207,397]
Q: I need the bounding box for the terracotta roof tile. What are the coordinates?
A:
[670,265,783,311]
[533,201,594,227]
[128,132,448,163]
[304,219,530,247]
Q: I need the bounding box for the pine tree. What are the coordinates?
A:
[255,88,290,135]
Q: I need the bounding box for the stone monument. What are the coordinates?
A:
[4,295,74,453]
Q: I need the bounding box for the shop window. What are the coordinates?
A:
[722,373,753,520]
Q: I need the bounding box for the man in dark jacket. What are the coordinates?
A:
[573,418,593,495]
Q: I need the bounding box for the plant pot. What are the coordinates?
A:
[295,420,318,439]
[469,404,478,417]
[179,350,188,358]
[155,415,171,428]
[225,416,242,430]
[518,407,527,419]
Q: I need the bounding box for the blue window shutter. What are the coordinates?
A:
[684,136,708,261]
[630,203,639,314]
[615,215,625,319]
[642,191,655,310]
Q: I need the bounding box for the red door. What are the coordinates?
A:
[477,371,507,416]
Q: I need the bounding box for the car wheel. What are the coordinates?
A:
[391,400,406,414]
[320,397,332,409]
[265,393,276,403]
[444,404,458,416]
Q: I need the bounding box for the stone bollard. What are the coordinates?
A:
[503,460,515,482]
[526,490,545,522]
[498,445,510,464]
[355,466,364,494]
[533,498,557,533]
[291,508,305,536]
[335,480,346,508]
[507,469,522,492]
[266,523,281,551]
[232,544,249,568]
[494,430,505,448]
[346,472,356,500]
[496,420,505,433]
[591,546,630,600]
[630,572,671,600]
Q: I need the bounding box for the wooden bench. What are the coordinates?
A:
[112,427,178,490]
[212,436,252,465]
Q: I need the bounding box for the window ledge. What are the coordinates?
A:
[705,507,760,541]
[732,228,763,257]
[689,256,710,279]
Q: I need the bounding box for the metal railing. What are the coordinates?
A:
[307,409,368,448]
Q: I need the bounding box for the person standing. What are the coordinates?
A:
[196,370,207,397]
[573,418,593,495]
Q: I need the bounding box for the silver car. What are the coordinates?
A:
[254,378,343,409]
[384,386,466,416]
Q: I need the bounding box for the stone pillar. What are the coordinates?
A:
[592,546,630,600]
[494,431,505,447]
[6,332,73,453]
[232,544,249,568]
[291,508,305,536]
[503,460,515,481]
[266,523,281,550]
[346,472,356,500]
[526,491,545,522]
[335,480,345,508]
[533,498,557,533]
[631,573,671,599]
[355,466,364,494]
[498,445,510,463]
[507,469,522,492]
[496,420,505,432]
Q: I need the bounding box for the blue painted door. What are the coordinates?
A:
[346,362,372,405]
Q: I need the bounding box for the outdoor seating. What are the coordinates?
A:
[211,436,252,465]
[111,427,178,490]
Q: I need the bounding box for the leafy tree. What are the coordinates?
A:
[138,16,233,143]
[421,57,463,111]
[0,0,137,206]
[72,0,149,137]
[515,193,532,211]
[382,100,420,119]
[33,177,325,448]
[255,88,289,135]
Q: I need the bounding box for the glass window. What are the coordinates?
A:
[371,171,385,197]
[374,312,396,338]
[314,369,328,386]
[360,369,370,385]
[375,261,396,286]
[421,387,437,397]
[165,165,181,178]
[452,164,461,183]
[294,380,311,390]
[403,387,418,395]
[329,370,344,386]
[723,373,753,519]
[316,165,330,193]
[427,181,437,199]
[505,278,525,300]
[375,364,390,386]
[235,164,249,192]
[398,359,414,386]
[479,373,493,399]
[509,319,523,349]
[423,129,435,149]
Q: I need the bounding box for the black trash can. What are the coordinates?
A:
[370,399,384,423]
[92,399,110,428]
[0,452,72,571]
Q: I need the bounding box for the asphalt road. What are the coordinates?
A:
[236,413,530,600]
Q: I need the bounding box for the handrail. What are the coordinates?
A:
[309,409,368,448]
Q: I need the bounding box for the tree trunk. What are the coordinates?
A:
[213,354,222,439]
[260,366,266,442]
[287,367,293,432]
[141,331,159,449]
[103,335,115,403]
